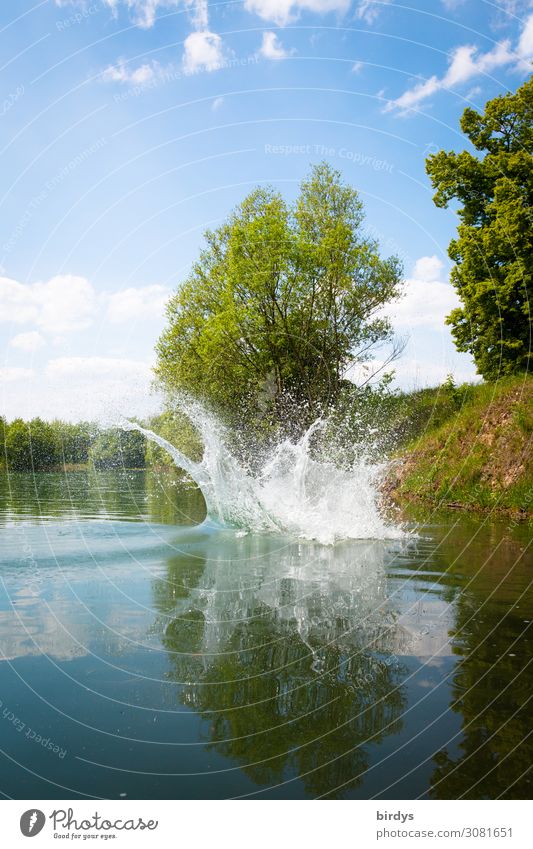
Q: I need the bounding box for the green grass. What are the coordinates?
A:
[391,374,533,514]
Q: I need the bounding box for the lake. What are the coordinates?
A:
[0,469,531,799]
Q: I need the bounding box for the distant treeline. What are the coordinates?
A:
[0,417,146,472]
[0,411,202,473]
[0,378,505,475]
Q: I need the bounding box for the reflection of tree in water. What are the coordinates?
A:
[428,521,533,799]
[0,468,206,525]
[145,468,206,526]
[153,535,409,797]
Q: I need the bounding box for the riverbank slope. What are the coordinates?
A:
[388,375,533,516]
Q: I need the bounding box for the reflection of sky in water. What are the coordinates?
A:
[0,472,531,800]
[0,520,454,665]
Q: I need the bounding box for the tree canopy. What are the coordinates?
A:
[156,163,403,429]
[426,76,533,379]
[1,418,145,472]
[3,418,60,471]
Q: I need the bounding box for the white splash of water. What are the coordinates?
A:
[122,398,405,545]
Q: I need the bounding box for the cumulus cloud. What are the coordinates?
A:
[384,255,461,331]
[259,32,294,60]
[465,85,482,101]
[0,274,170,340]
[189,0,208,28]
[356,0,393,23]
[98,3,227,81]
[105,285,170,323]
[0,367,35,383]
[385,15,533,114]
[244,0,350,26]
[45,356,152,380]
[99,0,204,29]
[0,275,96,335]
[100,58,161,85]
[182,31,226,74]
[10,331,46,352]
[346,254,478,390]
[0,356,159,423]
[518,14,533,65]
[412,255,444,282]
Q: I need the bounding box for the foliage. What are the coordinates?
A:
[1,418,98,471]
[156,163,403,431]
[392,375,533,512]
[53,420,94,465]
[3,418,61,471]
[426,77,533,379]
[388,376,474,446]
[144,409,203,467]
[89,428,147,470]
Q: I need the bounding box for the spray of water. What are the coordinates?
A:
[122,398,406,545]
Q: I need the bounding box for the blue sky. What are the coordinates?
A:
[1,0,532,421]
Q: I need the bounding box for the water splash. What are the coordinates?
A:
[122,398,406,545]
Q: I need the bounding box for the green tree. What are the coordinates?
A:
[426,77,533,379]
[156,163,403,429]
[54,421,94,465]
[3,418,60,471]
[3,419,30,471]
[144,410,203,467]
[89,428,146,470]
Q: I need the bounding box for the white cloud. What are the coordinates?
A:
[381,255,460,331]
[391,277,460,331]
[518,14,533,67]
[189,0,208,29]
[348,345,478,390]
[351,255,479,392]
[244,0,350,26]
[101,0,201,30]
[412,255,444,282]
[385,76,440,114]
[182,31,225,74]
[0,275,96,335]
[57,0,210,31]
[356,0,392,23]
[465,85,482,101]
[101,58,160,85]
[446,41,515,86]
[105,285,169,323]
[211,96,225,111]
[99,3,227,81]
[10,331,46,352]
[259,31,294,60]
[0,367,35,383]
[0,356,161,423]
[383,356,477,388]
[386,15,533,114]
[0,274,170,341]
[45,357,152,381]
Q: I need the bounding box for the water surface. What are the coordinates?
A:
[0,470,531,799]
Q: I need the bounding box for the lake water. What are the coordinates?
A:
[0,470,531,799]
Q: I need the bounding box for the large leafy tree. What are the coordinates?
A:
[426,77,533,379]
[156,163,402,427]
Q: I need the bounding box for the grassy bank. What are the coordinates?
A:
[388,375,533,516]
